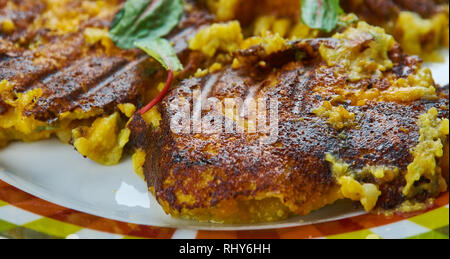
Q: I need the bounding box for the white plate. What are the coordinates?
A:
[0,50,448,231]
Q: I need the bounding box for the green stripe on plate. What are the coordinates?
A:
[0,219,16,232]
[327,229,375,239]
[409,207,449,230]
[2,225,59,239]
[408,230,448,239]
[23,218,83,238]
[435,226,449,236]
[0,200,8,207]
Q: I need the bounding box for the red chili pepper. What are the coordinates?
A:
[138,69,174,115]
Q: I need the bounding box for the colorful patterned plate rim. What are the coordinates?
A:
[0,179,448,239]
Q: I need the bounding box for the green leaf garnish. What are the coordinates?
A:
[301,0,341,33]
[109,0,184,50]
[135,38,183,72]
[109,0,185,115]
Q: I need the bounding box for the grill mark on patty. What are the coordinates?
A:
[0,33,86,93]
[71,56,152,116]
[1,1,215,123]
[130,44,449,214]
[24,56,131,122]
[77,56,147,100]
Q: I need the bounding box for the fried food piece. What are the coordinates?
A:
[130,22,449,223]
[341,0,449,60]
[0,0,46,42]
[204,0,449,60]
[0,0,213,164]
[204,0,300,25]
[342,0,447,22]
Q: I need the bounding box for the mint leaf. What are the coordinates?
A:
[110,0,184,49]
[301,0,341,33]
[135,38,183,72]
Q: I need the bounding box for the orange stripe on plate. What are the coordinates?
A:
[196,230,238,239]
[348,213,404,229]
[276,225,323,239]
[0,185,35,205]
[50,210,101,227]
[15,197,69,217]
[236,229,281,239]
[313,218,363,237]
[0,181,176,238]
[1,181,448,239]
[35,205,175,238]
[0,180,10,188]
[435,192,449,207]
[197,229,281,239]
[50,210,175,238]
[0,182,69,217]
[127,225,175,239]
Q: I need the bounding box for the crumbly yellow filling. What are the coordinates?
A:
[0,80,133,165]
[339,176,381,211]
[193,62,224,78]
[325,154,351,178]
[253,15,319,39]
[32,0,119,35]
[325,108,449,211]
[59,108,104,121]
[0,80,51,146]
[314,22,438,106]
[259,31,288,55]
[205,0,240,21]
[403,108,449,197]
[72,112,130,166]
[132,149,146,180]
[117,103,137,118]
[326,154,400,211]
[83,27,115,52]
[361,166,400,182]
[314,101,355,130]
[141,107,161,128]
[380,68,437,103]
[319,22,395,81]
[394,11,449,62]
[395,199,435,214]
[239,31,289,55]
[189,21,244,57]
[324,69,437,106]
[0,80,115,148]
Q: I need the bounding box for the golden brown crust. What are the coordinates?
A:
[341,0,448,25]
[0,0,213,123]
[0,0,46,42]
[233,0,300,26]
[131,39,449,223]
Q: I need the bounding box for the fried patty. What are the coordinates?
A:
[1,0,211,122]
[342,0,448,22]
[205,0,448,60]
[130,28,449,224]
[0,0,213,155]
